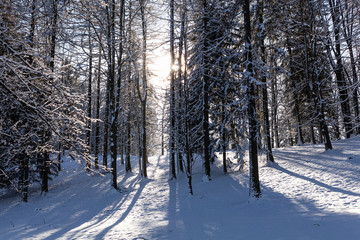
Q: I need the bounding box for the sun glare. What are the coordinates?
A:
[150,52,171,86]
[171,64,179,71]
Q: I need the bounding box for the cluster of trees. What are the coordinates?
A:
[1,0,360,201]
[168,0,360,197]
[0,0,89,202]
[0,0,160,201]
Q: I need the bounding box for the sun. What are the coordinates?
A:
[149,51,171,87]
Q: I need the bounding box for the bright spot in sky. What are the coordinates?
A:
[149,52,171,87]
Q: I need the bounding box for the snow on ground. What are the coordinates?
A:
[1,137,360,239]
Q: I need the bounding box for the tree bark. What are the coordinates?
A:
[94,36,102,170]
[258,1,274,163]
[202,0,211,180]
[86,23,93,171]
[244,0,261,198]
[138,0,148,178]
[169,0,177,179]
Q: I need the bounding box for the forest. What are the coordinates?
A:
[1,0,360,203]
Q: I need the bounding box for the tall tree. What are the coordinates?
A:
[137,0,148,178]
[169,0,177,179]
[106,0,118,189]
[86,22,93,171]
[328,0,352,138]
[201,0,211,180]
[243,0,261,198]
[256,0,274,163]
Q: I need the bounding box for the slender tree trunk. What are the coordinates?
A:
[125,1,133,173]
[138,0,148,178]
[161,104,165,156]
[244,0,261,198]
[86,23,93,171]
[319,124,323,143]
[117,0,125,167]
[94,38,102,170]
[222,98,227,173]
[180,1,193,194]
[202,0,211,180]
[271,66,280,148]
[177,10,184,173]
[103,89,110,168]
[23,155,29,202]
[20,152,29,202]
[42,0,58,194]
[169,0,176,179]
[94,81,100,169]
[138,122,142,175]
[126,98,132,172]
[258,1,274,163]
[23,0,35,201]
[328,0,352,138]
[287,45,304,145]
[107,0,118,189]
[57,142,61,171]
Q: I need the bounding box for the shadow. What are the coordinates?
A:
[151,155,163,178]
[0,173,121,240]
[0,156,150,240]
[167,177,178,236]
[159,160,252,239]
[273,149,360,185]
[49,175,146,240]
[146,151,360,240]
[94,178,149,239]
[2,142,360,239]
[274,151,343,175]
[274,164,360,197]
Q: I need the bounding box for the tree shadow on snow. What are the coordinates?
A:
[43,175,149,240]
[0,166,150,240]
[149,160,360,240]
[273,164,360,197]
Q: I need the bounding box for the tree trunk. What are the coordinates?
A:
[125,1,133,173]
[169,0,177,179]
[328,0,352,138]
[287,45,304,145]
[94,38,102,170]
[271,68,280,148]
[181,1,193,194]
[244,0,261,198]
[103,92,110,168]
[107,0,118,189]
[176,8,185,173]
[126,103,132,172]
[23,156,29,202]
[202,0,211,180]
[117,0,125,167]
[258,1,274,163]
[138,0,148,178]
[42,0,58,193]
[86,23,93,171]
[222,98,227,173]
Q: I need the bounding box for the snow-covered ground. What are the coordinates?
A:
[1,137,360,240]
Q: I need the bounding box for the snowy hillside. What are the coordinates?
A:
[1,137,360,240]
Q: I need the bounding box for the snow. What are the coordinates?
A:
[1,137,360,239]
